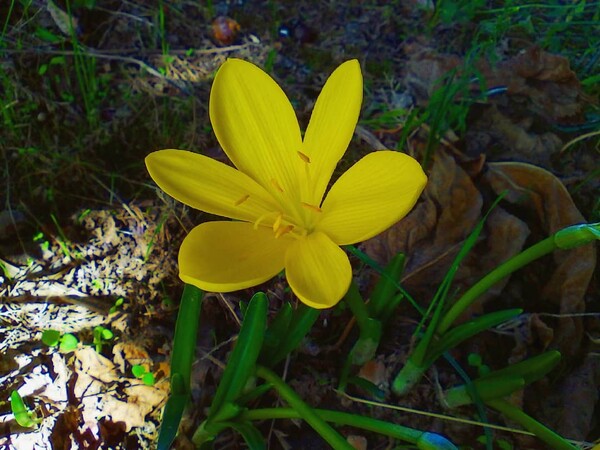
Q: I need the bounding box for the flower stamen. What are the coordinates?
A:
[271,178,284,193]
[297,151,311,163]
[301,202,322,213]
[234,194,250,206]
[275,224,294,239]
[272,213,283,232]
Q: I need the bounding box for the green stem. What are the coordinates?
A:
[486,399,577,450]
[158,285,204,450]
[437,236,556,335]
[255,365,353,450]
[344,280,383,365]
[268,303,320,366]
[344,279,372,332]
[439,222,600,335]
[241,408,457,450]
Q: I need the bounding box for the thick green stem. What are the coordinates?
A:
[158,285,204,450]
[255,365,354,450]
[344,279,372,333]
[437,236,556,335]
[486,399,577,450]
[392,357,427,396]
[241,408,457,450]
[344,280,383,365]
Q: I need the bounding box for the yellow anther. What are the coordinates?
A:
[297,151,311,163]
[271,178,284,193]
[234,194,250,206]
[301,202,322,213]
[272,213,283,232]
[254,212,272,229]
[275,224,294,239]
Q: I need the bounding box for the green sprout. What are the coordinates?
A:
[109,297,124,314]
[92,326,113,353]
[132,365,156,386]
[41,329,79,352]
[10,391,42,428]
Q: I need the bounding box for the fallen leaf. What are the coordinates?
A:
[484,162,596,357]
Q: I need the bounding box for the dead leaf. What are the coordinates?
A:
[102,384,166,432]
[484,162,596,356]
[465,105,563,167]
[404,43,593,122]
[347,434,368,450]
[46,0,78,37]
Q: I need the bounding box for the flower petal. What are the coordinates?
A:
[301,60,363,205]
[146,149,279,223]
[318,151,427,245]
[285,231,352,309]
[210,59,303,199]
[179,221,292,292]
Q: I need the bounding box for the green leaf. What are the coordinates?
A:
[554,222,600,249]
[157,285,204,450]
[59,333,79,351]
[349,319,382,365]
[42,329,61,347]
[10,391,39,428]
[158,394,189,448]
[268,303,320,366]
[444,376,525,408]
[260,302,293,364]
[478,350,561,385]
[101,328,113,340]
[142,372,155,386]
[487,398,578,450]
[34,27,63,43]
[347,376,385,401]
[226,421,266,449]
[132,364,147,379]
[208,292,268,418]
[368,252,406,319]
[427,309,523,364]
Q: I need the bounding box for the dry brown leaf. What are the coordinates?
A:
[347,435,368,450]
[103,384,167,432]
[465,105,563,167]
[403,43,593,122]
[364,149,483,300]
[363,149,528,317]
[484,162,596,356]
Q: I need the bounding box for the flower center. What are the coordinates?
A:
[234,150,323,239]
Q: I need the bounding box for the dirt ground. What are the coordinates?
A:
[0,1,599,449]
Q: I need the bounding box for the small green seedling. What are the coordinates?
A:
[10,391,42,428]
[132,364,156,386]
[109,297,124,314]
[93,326,113,353]
[33,231,50,252]
[41,329,79,351]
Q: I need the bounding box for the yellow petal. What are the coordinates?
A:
[318,151,427,245]
[146,149,279,222]
[179,221,292,292]
[285,231,352,309]
[210,59,303,199]
[301,60,363,204]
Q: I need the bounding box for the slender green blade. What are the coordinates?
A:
[260,302,293,364]
[427,308,522,364]
[269,303,320,366]
[479,350,561,385]
[208,292,268,417]
[157,285,204,450]
[368,252,406,319]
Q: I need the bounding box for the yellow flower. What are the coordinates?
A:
[146,59,426,309]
